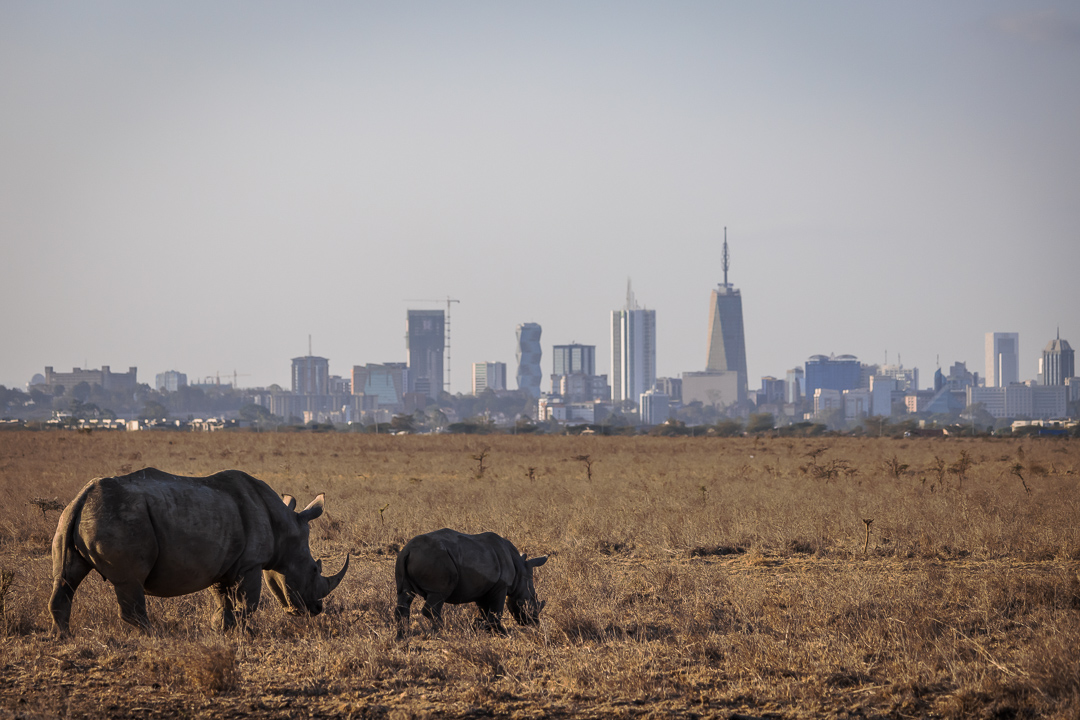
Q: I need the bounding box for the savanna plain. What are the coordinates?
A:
[1,430,1078,719]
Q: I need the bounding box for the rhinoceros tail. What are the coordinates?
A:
[395,545,411,595]
[49,482,96,635]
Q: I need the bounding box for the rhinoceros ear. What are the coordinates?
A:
[297,493,325,522]
[526,555,548,568]
[282,494,297,511]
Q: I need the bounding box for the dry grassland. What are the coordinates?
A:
[0,430,1078,719]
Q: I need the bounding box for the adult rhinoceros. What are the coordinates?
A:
[395,528,547,638]
[49,467,349,634]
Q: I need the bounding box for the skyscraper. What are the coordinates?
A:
[985,332,1020,387]
[292,356,329,395]
[553,344,595,377]
[611,281,656,409]
[705,228,748,401]
[551,343,609,401]
[407,309,445,398]
[352,363,409,410]
[1042,331,1074,386]
[516,323,542,398]
[785,367,804,404]
[472,361,507,394]
[804,354,862,397]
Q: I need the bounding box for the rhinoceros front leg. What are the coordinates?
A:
[112,581,151,631]
[210,573,263,631]
[476,588,509,635]
[209,582,237,631]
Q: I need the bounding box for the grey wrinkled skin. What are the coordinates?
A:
[395,528,548,638]
[49,467,348,635]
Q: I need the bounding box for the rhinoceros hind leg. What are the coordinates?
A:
[394,590,415,639]
[49,553,93,636]
[112,582,150,631]
[420,594,448,633]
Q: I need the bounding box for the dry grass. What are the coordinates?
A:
[0,430,1078,718]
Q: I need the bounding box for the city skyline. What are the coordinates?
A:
[9,299,1078,397]
[2,4,1078,392]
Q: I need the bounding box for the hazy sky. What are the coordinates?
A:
[2,2,1078,394]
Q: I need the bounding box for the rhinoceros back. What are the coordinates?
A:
[59,468,281,598]
[396,529,518,603]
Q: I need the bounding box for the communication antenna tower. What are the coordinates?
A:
[721,227,730,287]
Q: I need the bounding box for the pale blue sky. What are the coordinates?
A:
[2,2,1078,393]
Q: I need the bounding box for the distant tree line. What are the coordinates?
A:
[5,382,1077,438]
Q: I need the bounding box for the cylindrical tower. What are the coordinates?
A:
[516,323,543,399]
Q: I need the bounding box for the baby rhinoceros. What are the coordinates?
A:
[395,528,548,638]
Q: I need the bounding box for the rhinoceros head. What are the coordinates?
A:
[263,493,349,617]
[508,553,548,626]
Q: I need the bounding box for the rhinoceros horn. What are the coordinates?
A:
[324,554,350,594]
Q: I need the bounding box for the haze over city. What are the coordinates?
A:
[2,2,1078,392]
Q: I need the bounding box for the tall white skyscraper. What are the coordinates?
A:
[611,281,656,410]
[985,332,1020,387]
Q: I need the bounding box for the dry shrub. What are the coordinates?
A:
[0,566,44,638]
[189,643,241,695]
[786,538,816,554]
[0,568,15,621]
[1021,621,1080,709]
[555,604,605,643]
[334,641,448,687]
[689,544,745,557]
[143,642,240,695]
[448,637,508,681]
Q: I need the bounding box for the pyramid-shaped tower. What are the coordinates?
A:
[705,228,748,399]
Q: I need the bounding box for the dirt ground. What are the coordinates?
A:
[4,552,1077,719]
[1,431,1078,718]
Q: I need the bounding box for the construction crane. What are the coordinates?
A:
[208,370,251,390]
[403,296,460,393]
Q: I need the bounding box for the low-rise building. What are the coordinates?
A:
[654,377,682,403]
[813,388,842,416]
[682,370,741,410]
[155,370,187,393]
[352,363,409,412]
[45,366,138,395]
[537,396,608,424]
[640,389,671,425]
[869,376,898,417]
[967,384,1067,419]
[473,362,508,394]
[878,364,918,392]
[843,389,871,420]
